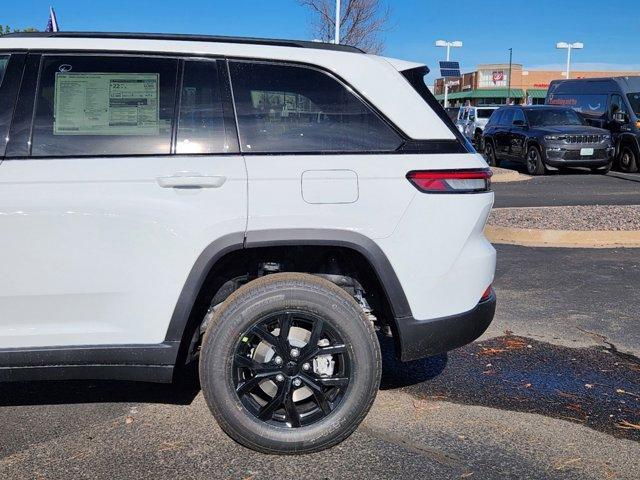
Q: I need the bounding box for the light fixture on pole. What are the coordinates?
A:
[556,42,583,79]
[335,0,341,44]
[435,40,463,108]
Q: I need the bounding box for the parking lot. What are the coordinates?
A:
[1,167,638,480]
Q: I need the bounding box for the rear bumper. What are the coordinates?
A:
[395,292,496,361]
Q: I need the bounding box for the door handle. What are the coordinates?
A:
[156,173,227,189]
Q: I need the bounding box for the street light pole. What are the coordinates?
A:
[507,48,513,104]
[335,0,341,44]
[435,40,463,108]
[556,42,584,79]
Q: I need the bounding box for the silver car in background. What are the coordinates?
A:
[460,106,499,150]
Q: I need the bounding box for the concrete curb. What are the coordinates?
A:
[490,167,531,183]
[485,225,640,248]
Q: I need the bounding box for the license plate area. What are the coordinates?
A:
[580,147,594,156]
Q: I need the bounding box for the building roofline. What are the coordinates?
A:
[0,31,365,54]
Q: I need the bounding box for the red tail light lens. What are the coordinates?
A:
[407,169,492,193]
[480,285,493,302]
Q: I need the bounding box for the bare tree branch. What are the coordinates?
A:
[298,0,390,54]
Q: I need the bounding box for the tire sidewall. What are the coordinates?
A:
[526,145,544,175]
[199,274,380,453]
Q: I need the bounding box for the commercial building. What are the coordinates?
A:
[434,63,640,106]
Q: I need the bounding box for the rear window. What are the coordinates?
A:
[229,61,402,153]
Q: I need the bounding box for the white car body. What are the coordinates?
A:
[0,33,495,374]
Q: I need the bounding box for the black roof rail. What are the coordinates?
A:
[0,31,365,54]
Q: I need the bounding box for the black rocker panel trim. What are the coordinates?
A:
[0,342,179,383]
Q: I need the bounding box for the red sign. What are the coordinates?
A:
[492,71,504,84]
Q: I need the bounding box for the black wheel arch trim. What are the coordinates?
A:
[164,228,413,345]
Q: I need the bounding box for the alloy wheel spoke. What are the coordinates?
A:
[299,373,334,415]
[284,393,301,427]
[236,373,270,396]
[250,324,287,354]
[280,312,293,344]
[318,344,347,356]
[258,381,289,421]
[317,376,349,388]
[234,354,280,374]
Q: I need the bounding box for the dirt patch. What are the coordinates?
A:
[489,205,640,231]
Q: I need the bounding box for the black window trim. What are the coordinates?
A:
[0,52,27,158]
[2,49,468,159]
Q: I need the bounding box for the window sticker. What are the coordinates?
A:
[53,72,160,135]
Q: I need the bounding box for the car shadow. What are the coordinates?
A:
[0,364,201,407]
[378,335,448,390]
[0,338,446,407]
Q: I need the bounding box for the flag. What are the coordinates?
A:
[45,6,59,32]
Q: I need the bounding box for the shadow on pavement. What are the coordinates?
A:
[0,364,201,407]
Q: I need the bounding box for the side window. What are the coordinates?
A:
[176,60,235,154]
[31,55,178,157]
[228,61,403,153]
[512,109,526,124]
[0,56,9,86]
[610,94,628,116]
[500,109,515,126]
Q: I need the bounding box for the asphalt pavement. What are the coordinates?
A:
[493,162,640,208]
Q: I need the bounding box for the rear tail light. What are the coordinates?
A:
[480,286,493,302]
[407,169,492,193]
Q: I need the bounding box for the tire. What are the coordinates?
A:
[591,163,611,175]
[526,145,546,176]
[618,146,638,173]
[199,272,381,454]
[484,140,499,167]
[474,131,484,152]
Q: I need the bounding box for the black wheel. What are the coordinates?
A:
[199,272,381,454]
[591,163,611,175]
[618,146,638,173]
[526,145,546,175]
[484,141,499,167]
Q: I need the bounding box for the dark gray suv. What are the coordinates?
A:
[483,105,614,175]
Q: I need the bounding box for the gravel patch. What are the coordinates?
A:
[488,205,640,231]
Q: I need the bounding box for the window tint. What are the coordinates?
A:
[500,109,515,126]
[0,56,9,87]
[177,60,234,154]
[526,108,584,126]
[229,61,402,153]
[477,108,495,119]
[512,109,526,124]
[32,55,178,157]
[627,92,640,117]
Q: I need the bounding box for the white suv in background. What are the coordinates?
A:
[0,32,496,454]
[460,105,499,149]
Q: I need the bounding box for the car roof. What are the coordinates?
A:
[1,31,364,53]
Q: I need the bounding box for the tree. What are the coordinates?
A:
[298,0,390,54]
[1,25,39,35]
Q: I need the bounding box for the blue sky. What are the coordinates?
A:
[3,0,640,82]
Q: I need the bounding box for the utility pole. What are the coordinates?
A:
[507,48,513,104]
[334,0,341,44]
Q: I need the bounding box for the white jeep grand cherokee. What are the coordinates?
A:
[0,32,496,454]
